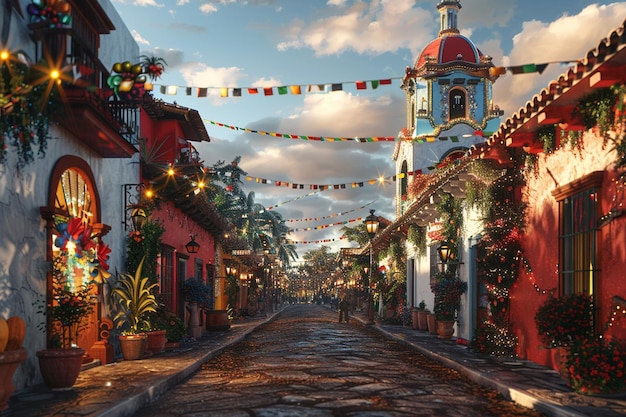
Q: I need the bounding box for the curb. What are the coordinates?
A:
[99,311,279,417]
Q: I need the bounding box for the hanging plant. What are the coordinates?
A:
[573,87,615,137]
[407,224,426,257]
[0,52,58,169]
[536,124,557,154]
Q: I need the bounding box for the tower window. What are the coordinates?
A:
[449,88,466,120]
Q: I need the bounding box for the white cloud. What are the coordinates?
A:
[131,29,150,46]
[200,3,218,14]
[494,3,626,115]
[277,0,435,56]
[113,0,164,6]
[179,63,247,104]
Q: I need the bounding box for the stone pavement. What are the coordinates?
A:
[2,305,625,417]
[351,315,626,417]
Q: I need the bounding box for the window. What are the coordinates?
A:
[194,259,203,281]
[160,247,175,310]
[176,256,188,316]
[552,171,603,296]
[449,88,466,120]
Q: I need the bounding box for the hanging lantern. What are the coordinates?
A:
[185,236,200,254]
[130,207,147,232]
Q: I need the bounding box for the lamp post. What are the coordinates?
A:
[364,209,380,325]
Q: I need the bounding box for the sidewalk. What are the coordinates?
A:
[3,312,277,417]
[3,306,625,417]
[351,313,626,417]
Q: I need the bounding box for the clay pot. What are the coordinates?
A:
[145,330,167,355]
[0,348,27,410]
[119,334,147,361]
[436,320,455,340]
[36,347,85,390]
[205,310,230,331]
[426,313,437,335]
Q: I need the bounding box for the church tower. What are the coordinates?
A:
[394,0,504,216]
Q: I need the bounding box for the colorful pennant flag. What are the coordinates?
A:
[206,119,397,142]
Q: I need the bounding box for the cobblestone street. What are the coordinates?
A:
[132,304,546,416]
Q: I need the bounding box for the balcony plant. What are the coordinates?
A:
[111,257,158,360]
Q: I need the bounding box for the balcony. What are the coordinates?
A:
[57,88,139,158]
[28,1,138,158]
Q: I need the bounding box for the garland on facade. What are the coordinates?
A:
[472,158,526,357]
[0,51,58,169]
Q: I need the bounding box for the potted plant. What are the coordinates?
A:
[416,300,430,331]
[182,278,210,338]
[563,336,626,395]
[111,257,158,360]
[36,218,112,389]
[431,271,467,340]
[534,293,594,379]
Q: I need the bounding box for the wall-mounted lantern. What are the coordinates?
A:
[185,235,200,254]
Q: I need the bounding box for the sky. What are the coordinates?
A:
[109,0,626,262]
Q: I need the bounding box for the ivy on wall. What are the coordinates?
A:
[472,158,526,357]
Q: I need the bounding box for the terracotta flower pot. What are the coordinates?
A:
[426,313,437,335]
[145,330,167,355]
[411,310,419,330]
[436,320,455,340]
[417,310,430,331]
[36,347,85,390]
[205,310,230,331]
[119,334,147,361]
[0,348,27,411]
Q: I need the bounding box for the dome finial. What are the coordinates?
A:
[436,0,461,36]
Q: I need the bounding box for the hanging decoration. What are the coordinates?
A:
[290,216,364,232]
[106,61,149,101]
[286,201,375,223]
[27,0,72,28]
[158,78,396,98]
[207,120,397,142]
[153,59,580,99]
[286,236,346,245]
[243,170,417,193]
[0,50,59,169]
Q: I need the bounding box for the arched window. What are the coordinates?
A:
[449,88,466,120]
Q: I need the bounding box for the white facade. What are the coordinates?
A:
[1,0,139,390]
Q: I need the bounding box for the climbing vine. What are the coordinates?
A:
[472,165,526,357]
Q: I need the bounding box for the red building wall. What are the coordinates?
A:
[510,130,626,370]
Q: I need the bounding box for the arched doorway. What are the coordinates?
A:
[40,156,110,358]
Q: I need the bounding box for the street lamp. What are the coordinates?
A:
[364,209,380,324]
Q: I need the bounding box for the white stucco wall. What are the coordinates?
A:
[0,0,139,390]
